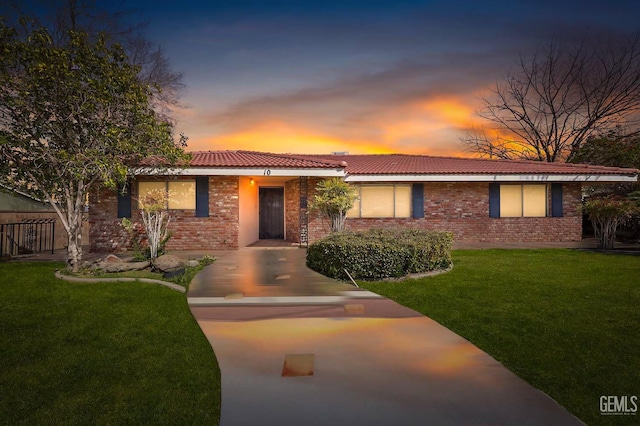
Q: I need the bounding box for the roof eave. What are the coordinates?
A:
[132,167,346,177]
[344,173,639,182]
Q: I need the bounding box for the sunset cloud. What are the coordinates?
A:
[178,51,509,155]
[150,0,640,156]
[187,120,394,154]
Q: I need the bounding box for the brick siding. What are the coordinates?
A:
[284,178,301,243]
[308,181,582,244]
[89,176,239,252]
[90,177,583,252]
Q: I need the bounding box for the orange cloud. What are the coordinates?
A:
[416,97,478,129]
[179,94,492,157]
[186,120,396,154]
[362,96,484,156]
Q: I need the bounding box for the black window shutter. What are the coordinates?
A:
[117,182,132,218]
[489,183,500,218]
[551,183,563,217]
[411,183,425,219]
[195,176,209,217]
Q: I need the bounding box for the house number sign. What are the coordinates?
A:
[263,169,272,176]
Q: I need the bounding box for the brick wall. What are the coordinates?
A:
[89,177,583,252]
[308,181,583,244]
[306,177,331,243]
[284,178,301,243]
[89,176,240,253]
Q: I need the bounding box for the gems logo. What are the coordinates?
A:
[600,396,638,416]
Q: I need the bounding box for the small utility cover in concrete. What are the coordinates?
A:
[282,354,314,377]
[344,304,365,315]
[225,293,244,299]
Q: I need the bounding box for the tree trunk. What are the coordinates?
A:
[141,209,168,260]
[593,218,618,250]
[66,220,83,272]
[330,213,346,233]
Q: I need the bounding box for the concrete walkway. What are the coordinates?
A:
[188,248,584,426]
[188,248,374,305]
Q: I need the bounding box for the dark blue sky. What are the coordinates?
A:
[9,1,640,154]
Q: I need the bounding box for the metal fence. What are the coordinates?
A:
[0,219,56,257]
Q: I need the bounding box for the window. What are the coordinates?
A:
[138,180,196,210]
[499,184,546,217]
[347,184,412,218]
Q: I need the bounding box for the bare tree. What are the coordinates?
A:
[463,35,640,162]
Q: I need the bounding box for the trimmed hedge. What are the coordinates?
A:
[306,228,453,280]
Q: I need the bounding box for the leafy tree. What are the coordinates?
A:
[582,196,638,250]
[136,188,172,260]
[464,36,640,162]
[310,178,358,233]
[572,133,640,170]
[573,132,640,244]
[1,0,184,118]
[0,21,187,271]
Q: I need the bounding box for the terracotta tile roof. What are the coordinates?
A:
[304,154,639,176]
[189,150,346,169]
[186,150,638,176]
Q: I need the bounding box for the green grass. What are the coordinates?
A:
[360,249,640,425]
[0,262,220,425]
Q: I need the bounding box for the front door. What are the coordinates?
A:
[259,187,284,239]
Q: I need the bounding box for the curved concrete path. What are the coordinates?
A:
[189,248,584,426]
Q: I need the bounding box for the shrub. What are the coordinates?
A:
[308,178,358,233]
[306,228,453,280]
[581,195,638,249]
[121,217,172,261]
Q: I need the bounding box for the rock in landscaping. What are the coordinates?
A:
[153,254,185,272]
[81,259,99,269]
[163,267,186,279]
[99,260,150,273]
[104,254,122,263]
[186,259,200,268]
[89,254,149,272]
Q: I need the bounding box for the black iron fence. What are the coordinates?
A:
[0,219,56,257]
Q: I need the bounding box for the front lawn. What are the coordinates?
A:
[360,249,640,426]
[0,262,220,425]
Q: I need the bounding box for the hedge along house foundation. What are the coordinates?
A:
[88,151,639,253]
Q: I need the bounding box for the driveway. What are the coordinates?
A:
[188,248,583,426]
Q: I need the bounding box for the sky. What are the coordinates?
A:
[11,0,640,156]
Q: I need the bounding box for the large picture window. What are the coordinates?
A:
[138,180,196,210]
[347,184,412,218]
[499,184,546,217]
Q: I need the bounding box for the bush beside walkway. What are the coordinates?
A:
[307,228,453,280]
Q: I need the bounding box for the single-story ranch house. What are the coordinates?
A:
[89,150,639,252]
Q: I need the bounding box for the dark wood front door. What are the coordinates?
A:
[259,187,284,239]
